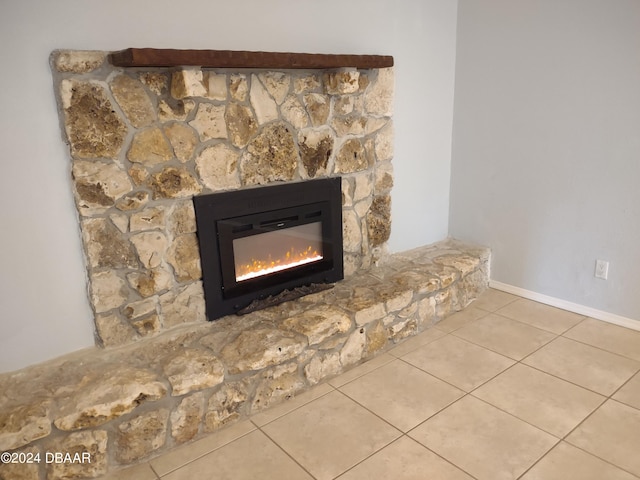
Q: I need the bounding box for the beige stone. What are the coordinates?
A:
[0,402,51,451]
[353,173,373,202]
[72,160,133,215]
[82,217,138,269]
[0,445,39,480]
[334,96,355,115]
[282,305,351,345]
[110,74,156,128]
[206,72,227,100]
[123,297,158,321]
[148,167,202,199]
[433,254,481,276]
[189,103,228,141]
[250,74,279,124]
[54,49,105,73]
[366,321,388,355]
[163,349,224,396]
[335,138,368,173]
[167,200,197,236]
[90,271,130,313]
[116,191,149,212]
[196,143,241,191]
[340,328,367,366]
[95,312,138,347]
[204,381,248,432]
[131,313,161,337]
[281,95,309,129]
[294,74,321,93]
[127,267,173,298]
[241,123,298,185]
[167,233,202,282]
[332,114,367,136]
[367,195,391,247]
[229,74,248,101]
[171,392,205,444]
[116,409,169,464]
[158,99,195,122]
[258,72,290,104]
[159,282,206,327]
[342,210,361,253]
[375,161,394,193]
[305,352,342,385]
[130,231,167,269]
[171,69,207,99]
[130,206,166,232]
[61,80,127,159]
[127,127,174,166]
[251,366,305,412]
[139,72,168,95]
[324,70,360,94]
[221,327,307,374]
[110,213,128,233]
[304,93,330,126]
[54,366,166,431]
[364,67,394,116]
[298,128,333,178]
[225,103,258,148]
[163,123,198,163]
[45,430,108,479]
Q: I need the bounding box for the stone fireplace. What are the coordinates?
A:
[51,48,395,347]
[0,49,489,480]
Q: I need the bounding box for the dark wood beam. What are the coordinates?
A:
[109,48,393,69]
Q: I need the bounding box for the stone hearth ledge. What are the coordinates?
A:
[0,239,488,480]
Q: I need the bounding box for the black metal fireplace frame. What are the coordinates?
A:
[193,178,343,320]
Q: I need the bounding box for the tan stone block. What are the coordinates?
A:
[54,49,105,73]
[229,74,248,101]
[171,69,207,99]
[61,80,127,159]
[304,352,342,385]
[0,445,39,480]
[304,93,330,126]
[110,74,156,128]
[342,210,361,254]
[258,72,290,104]
[366,195,391,247]
[167,233,202,282]
[159,282,206,327]
[139,72,168,95]
[158,99,195,122]
[205,72,227,101]
[375,121,394,162]
[189,103,227,141]
[82,217,138,269]
[433,254,481,277]
[130,231,167,269]
[163,123,198,163]
[122,297,158,320]
[116,409,169,464]
[366,321,388,355]
[130,206,166,232]
[282,305,351,346]
[225,103,258,148]
[298,128,333,178]
[374,161,394,193]
[281,95,309,129]
[95,312,138,347]
[163,349,224,396]
[45,430,108,479]
[54,367,167,431]
[148,167,202,199]
[335,138,368,173]
[294,74,321,93]
[220,327,307,374]
[241,123,298,186]
[127,166,149,187]
[204,381,249,432]
[196,143,241,191]
[167,200,197,236]
[130,313,161,337]
[331,114,367,136]
[324,70,360,94]
[251,366,305,412]
[127,127,173,166]
[72,160,133,215]
[171,392,205,444]
[127,267,173,298]
[0,402,51,451]
[250,74,278,124]
[340,328,366,366]
[90,271,130,313]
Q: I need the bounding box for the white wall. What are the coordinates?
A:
[450,0,640,321]
[0,0,459,372]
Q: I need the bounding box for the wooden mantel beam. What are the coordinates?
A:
[109,48,394,70]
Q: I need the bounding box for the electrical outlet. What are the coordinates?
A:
[595,260,609,280]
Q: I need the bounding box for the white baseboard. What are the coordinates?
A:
[489,280,640,332]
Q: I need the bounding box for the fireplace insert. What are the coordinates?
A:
[193,178,343,320]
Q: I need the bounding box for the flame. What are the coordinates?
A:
[236,245,323,282]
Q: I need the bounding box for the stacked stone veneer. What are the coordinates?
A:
[0,239,489,479]
[49,50,395,347]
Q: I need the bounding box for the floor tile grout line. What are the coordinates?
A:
[558,330,640,364]
[253,425,321,480]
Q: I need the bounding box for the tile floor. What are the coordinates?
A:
[103,289,640,480]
